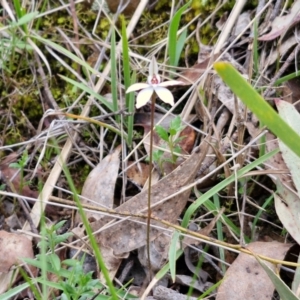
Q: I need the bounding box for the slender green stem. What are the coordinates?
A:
[147,94,156,279]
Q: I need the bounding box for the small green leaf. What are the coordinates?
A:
[169,231,180,282]
[174,145,181,154]
[49,253,61,271]
[9,163,20,169]
[14,11,39,27]
[170,116,182,132]
[155,125,169,141]
[153,150,164,162]
[53,232,73,244]
[53,220,67,231]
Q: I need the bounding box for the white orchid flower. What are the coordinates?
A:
[126,57,182,109]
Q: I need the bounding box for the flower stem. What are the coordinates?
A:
[146,93,156,279]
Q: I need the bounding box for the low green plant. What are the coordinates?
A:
[22,220,105,300]
[9,149,29,193]
[152,116,185,173]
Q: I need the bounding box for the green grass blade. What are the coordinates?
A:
[198,279,223,299]
[214,62,300,158]
[12,0,23,19]
[251,194,273,241]
[155,249,184,280]
[121,17,134,145]
[121,17,131,107]
[62,164,118,300]
[127,72,136,146]
[19,268,42,300]
[33,35,100,77]
[181,148,279,230]
[202,197,244,240]
[255,256,299,300]
[168,1,191,67]
[275,72,300,86]
[110,26,119,122]
[0,282,30,300]
[174,28,187,67]
[253,20,259,75]
[169,230,180,282]
[213,194,226,274]
[59,75,113,111]
[13,11,38,27]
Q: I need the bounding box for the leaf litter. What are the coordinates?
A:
[2,1,300,299]
[91,137,211,256]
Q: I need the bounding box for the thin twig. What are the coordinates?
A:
[146,93,156,280]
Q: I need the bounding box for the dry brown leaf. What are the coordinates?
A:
[179,56,215,85]
[138,233,173,271]
[75,146,121,224]
[182,209,224,284]
[259,1,300,41]
[216,241,293,300]
[264,132,300,243]
[127,161,150,187]
[91,138,210,256]
[99,245,129,282]
[174,274,211,293]
[153,285,198,300]
[267,36,298,66]
[73,146,122,280]
[0,230,34,273]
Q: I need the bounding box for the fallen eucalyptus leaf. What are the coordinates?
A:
[216,241,292,300]
[92,138,210,256]
[275,99,300,194]
[254,254,298,300]
[75,146,121,223]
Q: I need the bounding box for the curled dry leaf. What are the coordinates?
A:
[138,232,173,271]
[271,99,300,244]
[259,1,300,41]
[264,132,300,244]
[267,36,298,66]
[216,241,293,300]
[275,99,300,193]
[174,274,211,293]
[0,230,34,273]
[91,138,210,256]
[153,285,198,300]
[75,146,121,224]
[127,161,151,187]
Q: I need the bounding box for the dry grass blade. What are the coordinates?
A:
[21,0,149,235]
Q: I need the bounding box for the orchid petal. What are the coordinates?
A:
[126,83,149,93]
[149,56,159,78]
[159,80,183,87]
[136,87,154,108]
[154,86,175,106]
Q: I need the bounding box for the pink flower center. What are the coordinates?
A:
[151,75,159,85]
